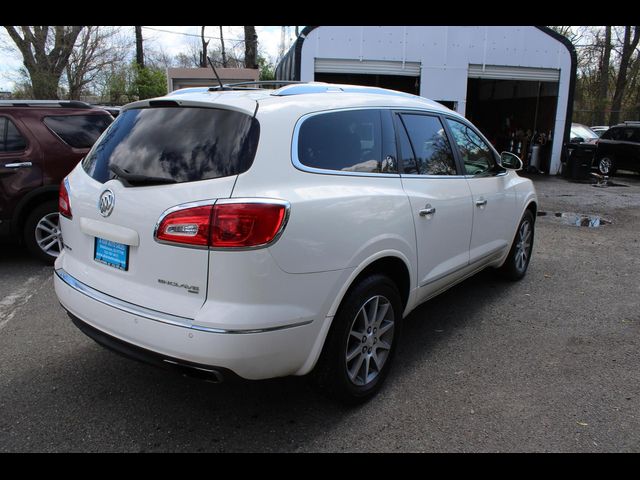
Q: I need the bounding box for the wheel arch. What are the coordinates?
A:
[296,251,414,377]
[11,185,59,236]
[330,252,413,318]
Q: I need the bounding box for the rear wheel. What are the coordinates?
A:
[313,274,402,404]
[23,200,62,265]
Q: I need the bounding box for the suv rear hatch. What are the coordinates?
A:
[59,99,260,319]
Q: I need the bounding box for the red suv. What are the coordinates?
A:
[0,100,113,263]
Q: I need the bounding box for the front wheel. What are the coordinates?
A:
[312,274,402,404]
[498,210,535,281]
[597,155,616,176]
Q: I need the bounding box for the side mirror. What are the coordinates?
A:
[499,151,523,171]
[571,136,585,143]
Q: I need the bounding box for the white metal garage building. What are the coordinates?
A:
[276,26,576,175]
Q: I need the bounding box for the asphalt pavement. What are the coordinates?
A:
[1,173,639,452]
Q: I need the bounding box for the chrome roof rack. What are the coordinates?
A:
[270,83,420,100]
[0,100,94,108]
[208,80,303,91]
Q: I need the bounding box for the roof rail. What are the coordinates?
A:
[0,100,94,109]
[271,83,419,100]
[623,120,640,125]
[208,80,303,91]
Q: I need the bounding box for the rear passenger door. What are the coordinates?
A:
[445,117,517,265]
[394,112,473,298]
[0,115,42,223]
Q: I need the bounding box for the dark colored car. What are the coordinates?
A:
[594,122,640,175]
[563,123,599,179]
[0,100,113,263]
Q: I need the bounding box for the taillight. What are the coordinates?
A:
[59,178,72,219]
[155,205,213,247]
[155,200,289,249]
[211,202,287,248]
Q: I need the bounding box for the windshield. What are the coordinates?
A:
[82,107,260,184]
[571,124,599,142]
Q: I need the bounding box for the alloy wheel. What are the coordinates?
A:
[599,157,612,175]
[345,295,395,386]
[35,212,62,258]
[515,219,532,273]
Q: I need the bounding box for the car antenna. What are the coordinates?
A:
[207,56,226,90]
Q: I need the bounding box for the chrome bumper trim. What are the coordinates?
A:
[55,269,313,334]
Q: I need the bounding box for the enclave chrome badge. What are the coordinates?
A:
[98,189,115,217]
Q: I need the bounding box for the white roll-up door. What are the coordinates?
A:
[468,64,560,82]
[315,58,421,77]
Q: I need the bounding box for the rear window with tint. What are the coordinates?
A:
[82,107,260,184]
[44,114,113,148]
[297,109,396,174]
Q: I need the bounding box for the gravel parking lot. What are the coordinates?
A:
[1,173,639,452]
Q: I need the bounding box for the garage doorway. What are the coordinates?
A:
[314,72,420,95]
[314,58,421,95]
[466,65,560,172]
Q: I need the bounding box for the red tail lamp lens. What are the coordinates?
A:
[156,205,213,247]
[59,178,72,219]
[211,203,287,248]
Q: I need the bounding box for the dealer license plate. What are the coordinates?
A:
[94,237,129,271]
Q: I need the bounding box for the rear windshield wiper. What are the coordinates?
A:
[109,164,177,186]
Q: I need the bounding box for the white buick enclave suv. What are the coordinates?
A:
[54,83,537,402]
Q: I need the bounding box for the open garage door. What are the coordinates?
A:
[314,58,421,95]
[466,64,560,173]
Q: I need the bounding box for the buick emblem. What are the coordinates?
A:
[98,189,115,217]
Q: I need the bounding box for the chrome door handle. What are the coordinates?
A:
[3,162,32,168]
[475,199,488,207]
[419,205,436,217]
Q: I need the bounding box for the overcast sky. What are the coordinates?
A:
[0,26,299,91]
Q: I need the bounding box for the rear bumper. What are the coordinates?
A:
[67,311,234,383]
[54,268,326,380]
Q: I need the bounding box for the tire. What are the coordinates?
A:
[498,210,535,281]
[23,200,63,265]
[312,273,403,404]
[596,155,616,176]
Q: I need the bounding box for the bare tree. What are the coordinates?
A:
[135,26,144,68]
[65,26,130,100]
[219,26,228,68]
[594,26,612,126]
[199,26,210,68]
[244,26,258,70]
[609,26,640,125]
[3,26,84,99]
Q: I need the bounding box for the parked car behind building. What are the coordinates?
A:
[590,125,609,137]
[563,123,599,179]
[0,100,113,263]
[594,121,640,175]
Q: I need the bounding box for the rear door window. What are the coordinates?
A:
[397,113,457,175]
[297,109,396,174]
[44,114,113,148]
[82,107,260,184]
[0,117,27,152]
